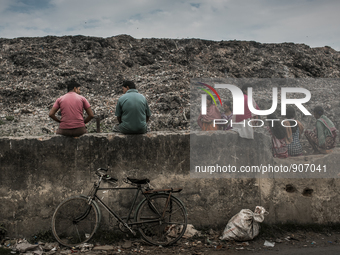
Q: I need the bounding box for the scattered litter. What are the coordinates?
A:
[275,238,283,243]
[220,206,267,241]
[264,240,275,247]
[180,224,201,238]
[15,242,40,253]
[0,36,339,138]
[215,245,222,250]
[285,236,300,241]
[208,229,215,235]
[206,238,218,246]
[78,243,93,252]
[121,240,132,249]
[236,242,249,246]
[42,243,59,251]
[93,245,115,251]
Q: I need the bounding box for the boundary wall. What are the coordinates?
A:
[1,131,339,237]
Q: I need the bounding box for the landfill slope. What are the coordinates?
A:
[0,35,339,136]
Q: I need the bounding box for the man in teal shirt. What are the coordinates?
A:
[113,81,151,134]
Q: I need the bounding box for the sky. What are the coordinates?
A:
[0,0,340,51]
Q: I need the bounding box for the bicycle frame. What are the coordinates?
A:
[87,177,172,235]
[52,169,187,247]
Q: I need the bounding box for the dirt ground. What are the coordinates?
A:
[120,229,340,255]
[2,226,340,255]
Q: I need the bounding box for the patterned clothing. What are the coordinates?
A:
[287,128,303,156]
[305,129,336,151]
[305,115,337,152]
[266,126,288,158]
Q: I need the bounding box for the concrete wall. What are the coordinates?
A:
[0,131,340,238]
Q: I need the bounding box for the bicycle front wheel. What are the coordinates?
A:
[51,196,100,247]
[135,193,187,246]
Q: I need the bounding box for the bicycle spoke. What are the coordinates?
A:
[163,206,182,216]
[136,194,187,246]
[74,224,81,243]
[52,196,100,247]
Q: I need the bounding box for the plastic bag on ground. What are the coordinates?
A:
[167,224,201,238]
[220,206,267,241]
[183,224,201,238]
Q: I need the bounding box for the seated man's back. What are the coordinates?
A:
[57,92,90,129]
[49,79,94,137]
[115,81,151,134]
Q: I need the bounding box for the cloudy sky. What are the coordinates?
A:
[1,0,339,50]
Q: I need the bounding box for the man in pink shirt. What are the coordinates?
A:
[49,80,94,137]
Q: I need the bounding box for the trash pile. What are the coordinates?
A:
[0,238,145,254]
[1,239,59,255]
[1,217,339,254]
[1,35,340,136]
[220,206,267,241]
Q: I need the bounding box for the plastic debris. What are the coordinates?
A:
[15,242,40,253]
[182,224,201,238]
[264,240,275,247]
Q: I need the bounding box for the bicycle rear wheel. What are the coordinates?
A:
[52,196,100,247]
[135,193,187,246]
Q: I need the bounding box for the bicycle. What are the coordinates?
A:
[51,168,187,247]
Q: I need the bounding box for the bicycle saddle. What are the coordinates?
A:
[127,177,150,184]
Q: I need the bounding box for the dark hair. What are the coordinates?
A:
[122,80,136,89]
[313,106,324,117]
[241,85,249,94]
[224,100,233,111]
[267,113,286,140]
[286,106,297,133]
[207,96,213,103]
[66,79,81,92]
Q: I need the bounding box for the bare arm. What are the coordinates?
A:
[49,107,61,123]
[84,107,94,124]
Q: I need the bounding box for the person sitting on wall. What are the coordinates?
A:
[197,96,221,131]
[113,80,151,134]
[49,79,94,137]
[221,100,233,131]
[232,84,260,139]
[283,106,304,156]
[305,105,337,154]
[265,113,288,158]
